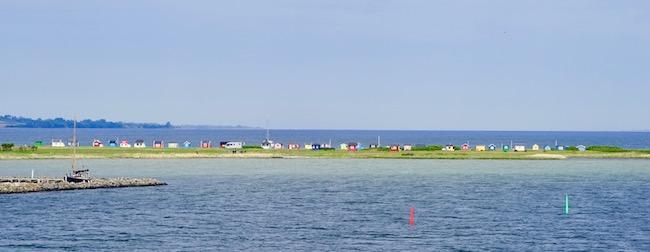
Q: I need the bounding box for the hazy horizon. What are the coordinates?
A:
[2,1,649,131]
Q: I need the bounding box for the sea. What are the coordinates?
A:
[1,159,649,251]
[1,128,650,149]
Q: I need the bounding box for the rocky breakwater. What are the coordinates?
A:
[0,177,167,194]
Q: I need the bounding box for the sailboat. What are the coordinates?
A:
[64,119,91,183]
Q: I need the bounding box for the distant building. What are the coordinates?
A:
[488,144,497,151]
[120,140,131,148]
[389,145,400,152]
[311,144,322,151]
[531,144,540,151]
[261,139,274,150]
[577,145,587,152]
[134,140,146,148]
[183,141,192,148]
[288,143,300,150]
[369,144,378,149]
[51,139,65,148]
[557,145,565,151]
[340,143,348,150]
[514,145,526,152]
[92,139,104,148]
[475,145,486,152]
[304,144,312,150]
[153,140,164,148]
[444,144,455,151]
[461,143,471,151]
[200,140,212,148]
[273,142,283,149]
[503,145,511,152]
[224,142,243,149]
[108,140,118,147]
[403,144,413,151]
[347,143,359,152]
[167,142,179,149]
[33,141,43,147]
[544,145,552,151]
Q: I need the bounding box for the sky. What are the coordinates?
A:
[1,0,649,131]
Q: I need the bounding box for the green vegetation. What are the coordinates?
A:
[1,143,14,151]
[411,145,442,151]
[586,146,628,152]
[243,145,262,149]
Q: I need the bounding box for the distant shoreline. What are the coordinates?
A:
[1,148,649,160]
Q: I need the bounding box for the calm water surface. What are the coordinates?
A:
[1,159,649,251]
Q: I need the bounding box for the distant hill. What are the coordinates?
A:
[0,115,258,129]
[0,115,172,128]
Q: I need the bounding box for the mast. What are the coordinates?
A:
[72,118,77,172]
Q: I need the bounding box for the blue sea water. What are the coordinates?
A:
[1,128,649,149]
[1,159,649,251]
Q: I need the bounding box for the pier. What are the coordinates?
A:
[0,176,166,194]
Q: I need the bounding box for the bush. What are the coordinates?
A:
[566,146,578,151]
[320,148,335,151]
[586,146,627,152]
[243,145,262,149]
[1,143,14,151]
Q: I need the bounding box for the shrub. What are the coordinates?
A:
[320,148,335,151]
[243,145,262,149]
[586,146,627,152]
[1,143,14,151]
[566,146,578,151]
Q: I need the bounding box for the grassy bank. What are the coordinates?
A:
[1,147,650,160]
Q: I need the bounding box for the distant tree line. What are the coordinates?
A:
[0,115,173,129]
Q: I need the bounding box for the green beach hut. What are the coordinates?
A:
[503,145,511,152]
[33,140,43,147]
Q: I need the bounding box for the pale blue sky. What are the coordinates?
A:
[1,0,649,130]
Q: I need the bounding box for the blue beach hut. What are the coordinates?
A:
[544,145,552,151]
[577,145,586,152]
[183,141,192,148]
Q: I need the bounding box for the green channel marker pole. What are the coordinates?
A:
[564,194,569,215]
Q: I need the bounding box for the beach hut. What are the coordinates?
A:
[389,145,400,152]
[577,145,587,152]
[461,144,470,151]
[444,144,455,151]
[544,145,552,151]
[51,139,65,147]
[167,142,179,149]
[200,140,212,148]
[288,143,300,150]
[108,140,118,147]
[261,139,273,150]
[340,143,348,150]
[488,144,497,151]
[403,144,413,151]
[557,145,565,151]
[224,142,243,149]
[92,139,104,148]
[183,141,192,148]
[347,143,359,152]
[311,144,321,151]
[503,145,511,152]
[153,140,164,148]
[304,144,312,150]
[120,140,131,148]
[134,140,146,148]
[369,144,378,149]
[514,145,526,152]
[322,143,332,148]
[273,142,283,149]
[34,141,43,147]
[531,144,540,151]
[475,145,486,152]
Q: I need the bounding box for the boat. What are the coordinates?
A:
[64,119,91,183]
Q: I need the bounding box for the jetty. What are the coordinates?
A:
[0,176,166,194]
